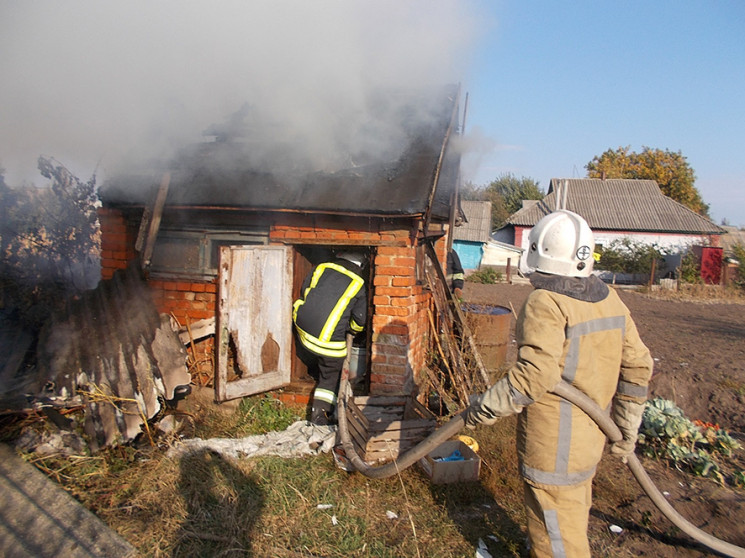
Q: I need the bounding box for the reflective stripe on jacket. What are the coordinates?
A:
[293,259,366,358]
[508,285,653,486]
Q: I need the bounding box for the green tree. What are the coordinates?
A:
[461,173,543,230]
[1,158,100,297]
[586,146,708,216]
[596,238,668,284]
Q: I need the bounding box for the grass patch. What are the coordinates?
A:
[16,395,527,557]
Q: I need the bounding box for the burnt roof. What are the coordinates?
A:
[100,85,461,220]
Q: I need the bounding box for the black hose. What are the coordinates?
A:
[336,371,745,557]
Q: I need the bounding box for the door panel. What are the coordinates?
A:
[216,245,292,401]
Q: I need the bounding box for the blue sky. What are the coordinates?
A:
[460,1,745,227]
[1,1,743,227]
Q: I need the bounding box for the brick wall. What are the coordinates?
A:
[148,279,217,325]
[99,207,449,397]
[98,208,137,280]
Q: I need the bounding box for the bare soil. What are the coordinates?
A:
[462,280,745,557]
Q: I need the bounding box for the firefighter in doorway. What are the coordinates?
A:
[465,210,653,557]
[293,250,368,426]
[447,249,465,299]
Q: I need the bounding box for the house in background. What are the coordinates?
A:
[480,239,524,275]
[720,225,745,285]
[493,178,724,279]
[452,200,492,270]
[97,85,463,406]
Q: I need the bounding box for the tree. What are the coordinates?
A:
[586,146,708,216]
[1,157,100,325]
[461,173,544,230]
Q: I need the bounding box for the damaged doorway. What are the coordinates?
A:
[215,245,293,401]
[292,245,373,395]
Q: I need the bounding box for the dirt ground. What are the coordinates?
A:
[462,280,745,557]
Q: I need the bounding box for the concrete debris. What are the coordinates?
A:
[168,420,337,460]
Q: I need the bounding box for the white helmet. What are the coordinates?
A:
[525,210,595,278]
[337,250,365,267]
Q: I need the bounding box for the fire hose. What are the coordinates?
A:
[336,354,745,557]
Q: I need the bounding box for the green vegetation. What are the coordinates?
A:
[731,242,745,291]
[586,145,708,216]
[637,397,742,486]
[466,267,503,285]
[461,173,544,230]
[595,238,667,283]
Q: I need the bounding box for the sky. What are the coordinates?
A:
[460,1,745,227]
[1,1,744,226]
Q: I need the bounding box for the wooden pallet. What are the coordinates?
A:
[345,395,437,464]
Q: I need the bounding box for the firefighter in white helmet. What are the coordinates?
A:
[466,210,653,557]
[293,249,368,425]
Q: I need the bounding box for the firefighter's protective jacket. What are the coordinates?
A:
[475,273,653,486]
[293,258,367,358]
[446,250,465,292]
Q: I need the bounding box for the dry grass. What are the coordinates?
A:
[15,389,738,557]
[639,283,745,304]
[16,397,527,557]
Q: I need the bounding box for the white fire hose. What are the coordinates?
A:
[336,343,745,557]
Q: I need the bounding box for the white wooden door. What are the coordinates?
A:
[215,245,293,401]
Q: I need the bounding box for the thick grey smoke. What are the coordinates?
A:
[0,1,485,185]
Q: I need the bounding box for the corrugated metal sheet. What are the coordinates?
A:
[454,200,492,242]
[35,263,190,450]
[507,179,724,234]
[100,85,461,221]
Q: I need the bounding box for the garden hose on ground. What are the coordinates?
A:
[336,363,745,557]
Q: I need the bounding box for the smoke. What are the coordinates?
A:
[0,1,486,185]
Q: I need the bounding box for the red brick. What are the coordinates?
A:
[377,246,413,257]
[375,265,414,277]
[392,256,416,268]
[375,306,410,317]
[373,276,391,287]
[369,372,406,384]
[374,286,410,297]
[391,276,417,287]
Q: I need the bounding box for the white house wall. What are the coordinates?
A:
[481,242,523,268]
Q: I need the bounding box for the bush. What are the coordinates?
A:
[466,267,502,284]
[731,242,745,290]
[595,238,668,283]
[678,250,703,284]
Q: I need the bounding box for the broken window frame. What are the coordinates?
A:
[149,228,269,279]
